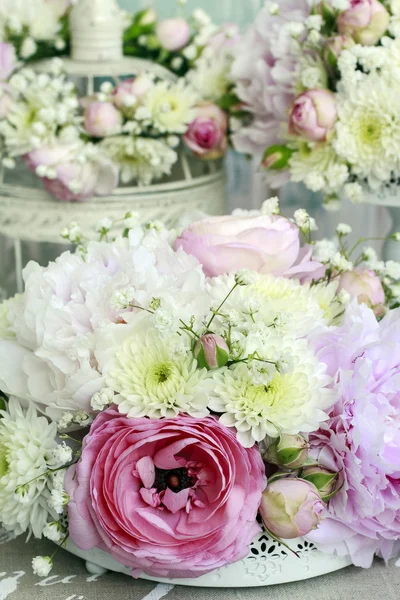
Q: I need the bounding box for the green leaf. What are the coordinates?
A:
[215,345,229,368]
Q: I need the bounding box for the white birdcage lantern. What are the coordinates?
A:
[0,0,226,296]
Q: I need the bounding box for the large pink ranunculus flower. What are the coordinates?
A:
[175,214,324,280]
[65,411,266,578]
[308,304,400,567]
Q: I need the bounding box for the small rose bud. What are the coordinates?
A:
[260,478,325,539]
[323,34,355,68]
[301,466,339,501]
[262,145,294,170]
[337,0,390,46]
[289,89,337,142]
[84,102,122,138]
[156,18,191,52]
[112,75,154,110]
[183,102,228,159]
[194,334,229,370]
[263,434,309,469]
[338,267,385,317]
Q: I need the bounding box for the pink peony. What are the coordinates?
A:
[175,214,324,280]
[0,42,16,82]
[65,411,266,578]
[289,90,337,142]
[308,304,400,567]
[231,0,310,159]
[338,267,385,317]
[338,0,390,46]
[25,143,118,201]
[183,103,227,159]
[84,102,122,138]
[156,18,191,52]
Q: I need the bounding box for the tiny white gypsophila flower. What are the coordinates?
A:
[385,260,400,280]
[337,289,351,304]
[50,442,72,466]
[48,489,69,515]
[96,217,113,233]
[261,197,280,216]
[331,0,350,8]
[171,57,184,70]
[57,412,74,430]
[91,388,115,412]
[305,15,323,31]
[193,8,211,26]
[313,240,338,263]
[32,556,53,578]
[392,232,400,241]
[183,45,197,60]
[331,252,353,272]
[265,1,280,15]
[336,223,353,236]
[43,522,64,543]
[294,209,318,231]
[235,269,259,286]
[110,286,136,310]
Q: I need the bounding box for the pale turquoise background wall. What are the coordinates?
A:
[118,0,263,27]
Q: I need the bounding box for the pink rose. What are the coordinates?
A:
[183,103,228,159]
[289,89,337,142]
[338,0,390,46]
[175,214,325,280]
[65,410,266,579]
[25,143,118,202]
[112,75,153,110]
[84,102,122,138]
[0,43,16,82]
[156,18,191,52]
[259,478,325,539]
[338,268,385,316]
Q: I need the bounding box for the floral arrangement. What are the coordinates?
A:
[231,0,400,206]
[0,4,238,200]
[0,200,400,579]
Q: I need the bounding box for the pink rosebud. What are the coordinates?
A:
[156,18,190,52]
[289,89,337,142]
[112,75,153,110]
[183,102,228,159]
[84,102,122,138]
[260,478,325,539]
[0,42,16,82]
[194,334,229,369]
[338,268,385,316]
[323,35,356,66]
[337,0,390,46]
[263,434,309,469]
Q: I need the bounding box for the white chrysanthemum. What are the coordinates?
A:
[105,329,210,419]
[143,80,197,134]
[101,136,177,185]
[289,144,348,195]
[207,337,335,447]
[188,55,232,102]
[0,398,68,538]
[334,73,400,189]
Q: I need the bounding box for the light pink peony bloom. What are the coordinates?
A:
[25,143,118,201]
[308,304,400,567]
[183,103,227,159]
[175,214,324,280]
[112,75,154,110]
[0,43,16,81]
[289,90,337,142]
[156,18,191,52]
[260,478,325,539]
[231,0,310,158]
[65,411,266,578]
[338,268,385,317]
[84,102,122,138]
[338,0,390,46]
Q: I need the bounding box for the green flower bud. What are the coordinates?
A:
[263,434,309,469]
[194,334,229,370]
[301,465,339,500]
[262,145,294,171]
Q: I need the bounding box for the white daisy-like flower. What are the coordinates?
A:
[105,329,210,419]
[143,79,197,134]
[207,337,335,447]
[0,398,68,538]
[101,136,177,185]
[289,145,347,195]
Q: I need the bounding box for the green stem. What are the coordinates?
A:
[206,283,239,330]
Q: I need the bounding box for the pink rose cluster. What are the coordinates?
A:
[66,411,266,578]
[175,213,324,281]
[308,304,400,567]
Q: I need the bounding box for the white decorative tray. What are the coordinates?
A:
[65,530,352,588]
